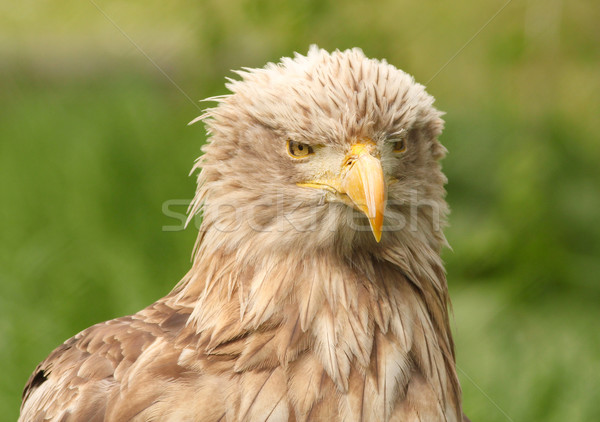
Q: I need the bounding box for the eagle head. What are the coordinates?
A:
[190,46,448,259]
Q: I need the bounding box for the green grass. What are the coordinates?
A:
[1,1,599,420]
[451,284,600,421]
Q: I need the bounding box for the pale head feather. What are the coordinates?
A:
[188,45,448,264]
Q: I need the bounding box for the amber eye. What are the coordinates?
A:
[392,137,407,153]
[287,140,314,158]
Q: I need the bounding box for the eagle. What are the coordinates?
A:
[20,46,466,421]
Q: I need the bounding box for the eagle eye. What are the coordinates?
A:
[392,137,407,154]
[287,140,314,158]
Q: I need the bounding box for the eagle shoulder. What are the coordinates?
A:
[19,301,191,421]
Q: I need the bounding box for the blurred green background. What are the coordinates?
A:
[1,0,599,420]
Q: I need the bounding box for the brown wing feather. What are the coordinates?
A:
[19,301,191,422]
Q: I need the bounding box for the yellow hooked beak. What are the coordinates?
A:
[298,141,386,242]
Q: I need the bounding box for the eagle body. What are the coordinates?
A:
[20,47,465,421]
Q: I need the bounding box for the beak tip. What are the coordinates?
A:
[369,216,384,243]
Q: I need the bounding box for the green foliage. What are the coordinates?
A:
[1,1,599,420]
